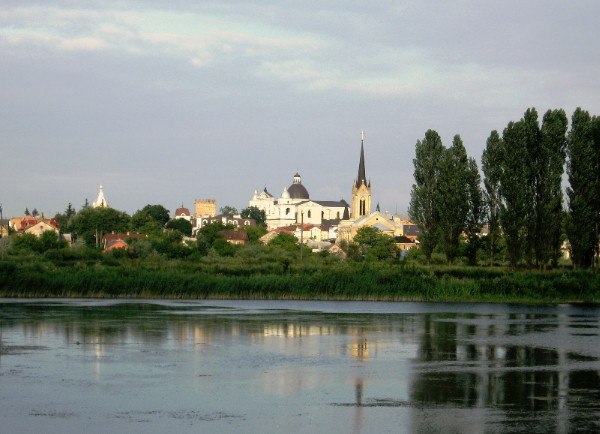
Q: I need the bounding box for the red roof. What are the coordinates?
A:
[175,207,191,216]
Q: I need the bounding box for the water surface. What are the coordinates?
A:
[1,299,599,433]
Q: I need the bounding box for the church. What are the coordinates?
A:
[249,173,350,231]
[249,133,405,242]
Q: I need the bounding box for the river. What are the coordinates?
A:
[1,299,599,433]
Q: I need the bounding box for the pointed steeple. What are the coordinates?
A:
[355,133,367,189]
[351,131,372,219]
[92,184,109,208]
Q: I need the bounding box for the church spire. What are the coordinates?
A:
[351,131,372,219]
[92,184,109,208]
[355,131,367,189]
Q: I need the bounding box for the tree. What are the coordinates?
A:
[520,108,542,268]
[70,207,131,247]
[566,108,600,268]
[353,226,399,260]
[482,130,503,265]
[24,207,31,216]
[196,221,235,254]
[464,157,484,266]
[31,208,39,217]
[240,225,267,243]
[241,206,267,227]
[165,218,193,237]
[268,232,299,251]
[13,231,66,253]
[131,204,170,236]
[437,135,470,264]
[213,238,237,256]
[220,206,238,217]
[498,116,532,270]
[53,202,77,233]
[536,109,568,269]
[409,130,445,262]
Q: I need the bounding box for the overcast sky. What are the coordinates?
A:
[2,1,599,218]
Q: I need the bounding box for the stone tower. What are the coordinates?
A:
[194,199,217,218]
[351,132,371,218]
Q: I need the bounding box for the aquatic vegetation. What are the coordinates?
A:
[0,254,598,303]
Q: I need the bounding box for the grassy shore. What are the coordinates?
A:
[1,255,599,303]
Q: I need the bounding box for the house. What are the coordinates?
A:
[174,206,192,222]
[219,230,249,245]
[394,235,417,251]
[101,232,148,249]
[195,215,256,235]
[337,211,404,243]
[326,243,347,258]
[103,239,129,252]
[21,219,59,237]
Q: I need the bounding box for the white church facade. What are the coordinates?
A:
[249,173,350,231]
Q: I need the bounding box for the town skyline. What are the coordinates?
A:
[3,1,600,217]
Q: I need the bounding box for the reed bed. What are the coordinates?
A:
[1,257,598,303]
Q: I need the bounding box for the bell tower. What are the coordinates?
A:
[351,131,371,218]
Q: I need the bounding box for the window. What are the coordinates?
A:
[286,208,290,215]
[307,210,311,218]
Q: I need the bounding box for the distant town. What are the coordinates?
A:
[0,137,419,256]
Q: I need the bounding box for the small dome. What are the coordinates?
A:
[281,187,290,199]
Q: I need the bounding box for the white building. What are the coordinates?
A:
[249,173,349,231]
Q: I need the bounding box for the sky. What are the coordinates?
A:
[2,1,599,219]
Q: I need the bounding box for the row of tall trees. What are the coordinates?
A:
[408,131,483,264]
[409,107,600,269]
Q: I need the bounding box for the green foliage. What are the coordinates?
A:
[409,129,444,261]
[241,206,267,226]
[566,108,600,269]
[197,222,234,245]
[13,231,66,254]
[213,238,237,256]
[353,226,399,261]
[70,207,131,247]
[131,204,170,236]
[498,116,531,269]
[437,135,470,264]
[219,206,238,217]
[464,157,484,266]
[482,130,503,265]
[165,218,193,237]
[240,225,267,243]
[268,232,299,251]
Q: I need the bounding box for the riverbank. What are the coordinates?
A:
[1,259,598,303]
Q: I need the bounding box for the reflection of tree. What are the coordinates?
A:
[409,312,600,433]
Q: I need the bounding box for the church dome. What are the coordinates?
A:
[288,173,309,199]
[280,187,290,199]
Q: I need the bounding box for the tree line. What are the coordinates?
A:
[409,107,600,270]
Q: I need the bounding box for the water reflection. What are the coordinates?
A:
[1,301,599,433]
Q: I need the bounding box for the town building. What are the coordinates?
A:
[249,172,349,231]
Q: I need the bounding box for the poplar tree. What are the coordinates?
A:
[464,157,484,265]
[566,108,599,268]
[482,131,503,265]
[437,135,469,264]
[537,109,568,268]
[521,108,541,267]
[499,120,529,269]
[409,130,444,262]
